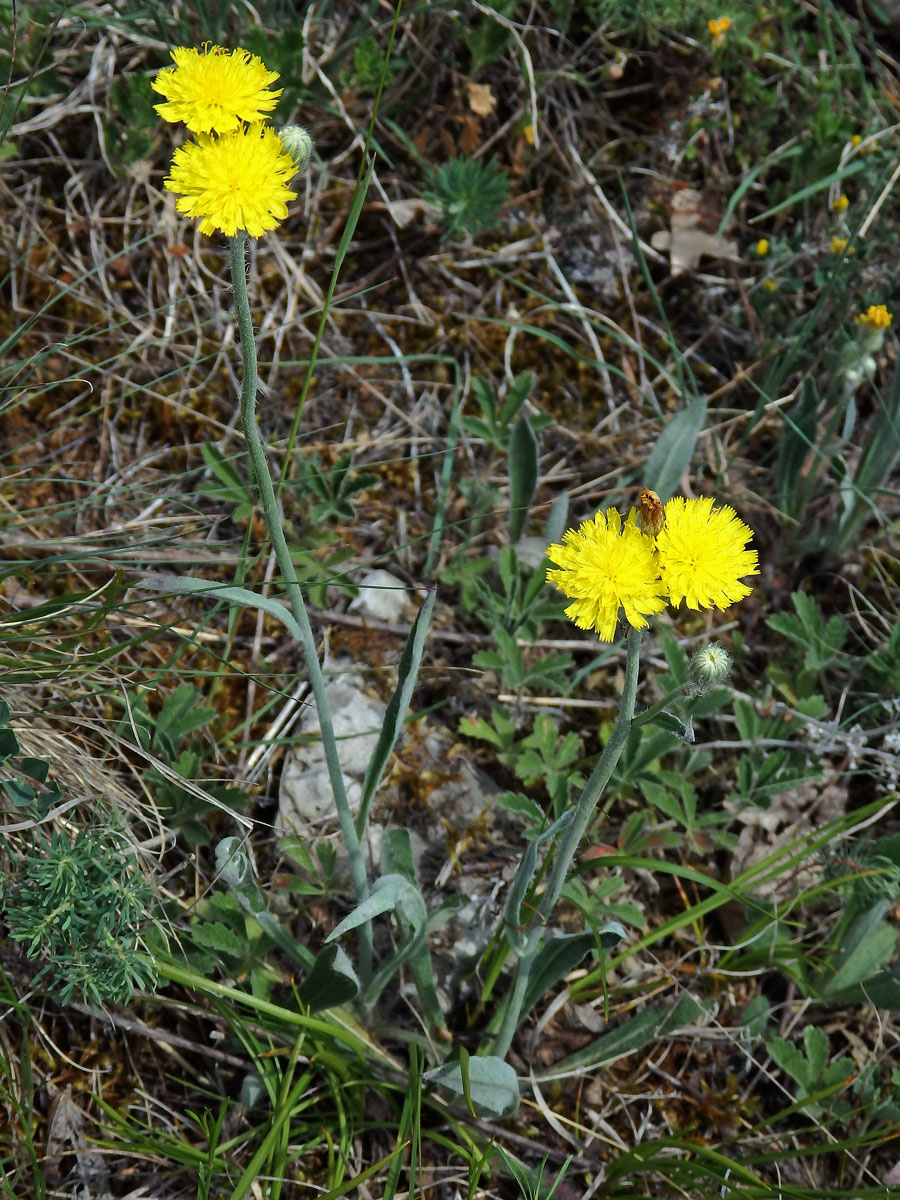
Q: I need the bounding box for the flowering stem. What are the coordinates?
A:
[492,626,643,1060]
[229,234,372,983]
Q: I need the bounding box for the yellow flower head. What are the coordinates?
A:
[831,193,850,212]
[707,16,732,36]
[164,125,297,238]
[546,507,667,642]
[655,497,759,612]
[850,134,862,148]
[830,236,850,255]
[762,278,778,292]
[755,238,769,257]
[153,44,282,134]
[858,303,892,330]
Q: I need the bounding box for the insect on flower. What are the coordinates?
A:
[638,486,665,535]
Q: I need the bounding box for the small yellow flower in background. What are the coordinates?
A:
[848,133,879,154]
[164,124,297,237]
[762,278,778,292]
[708,16,732,36]
[858,304,893,330]
[830,236,852,254]
[755,238,770,257]
[153,44,282,134]
[546,508,667,642]
[655,497,759,612]
[831,193,850,212]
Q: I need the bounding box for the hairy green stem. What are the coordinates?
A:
[492,626,644,1060]
[229,234,372,983]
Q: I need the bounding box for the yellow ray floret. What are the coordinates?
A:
[656,496,759,611]
[546,508,667,642]
[153,44,282,134]
[164,125,297,238]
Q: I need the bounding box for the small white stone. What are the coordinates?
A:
[277,663,385,833]
[349,569,411,623]
[278,762,361,828]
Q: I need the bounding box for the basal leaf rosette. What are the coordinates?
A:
[656,497,759,611]
[164,124,297,238]
[153,44,282,134]
[546,508,667,642]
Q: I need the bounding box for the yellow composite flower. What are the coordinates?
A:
[655,497,759,612]
[831,193,850,212]
[164,124,297,238]
[546,508,667,642]
[707,17,732,36]
[755,238,769,257]
[153,44,282,134]
[858,303,892,330]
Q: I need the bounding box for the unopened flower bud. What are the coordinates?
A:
[278,124,314,174]
[687,642,732,695]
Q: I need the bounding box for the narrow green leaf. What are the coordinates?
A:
[505,810,574,953]
[520,932,599,1019]
[327,874,426,941]
[459,1046,475,1117]
[520,921,628,1017]
[356,587,435,836]
[382,829,446,1035]
[826,966,900,1010]
[753,157,867,221]
[643,394,707,501]
[508,414,539,543]
[498,371,535,430]
[657,992,713,1036]
[200,443,247,491]
[832,357,900,552]
[135,573,304,642]
[543,489,569,546]
[777,377,819,517]
[820,903,897,997]
[545,1006,664,1076]
[716,141,804,235]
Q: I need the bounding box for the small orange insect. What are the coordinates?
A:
[638,486,665,534]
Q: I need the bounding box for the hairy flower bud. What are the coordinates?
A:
[687,642,732,695]
[279,124,314,174]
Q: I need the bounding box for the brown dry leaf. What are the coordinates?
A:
[466,80,496,116]
[46,1084,108,1190]
[457,113,482,157]
[650,187,739,274]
